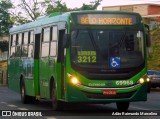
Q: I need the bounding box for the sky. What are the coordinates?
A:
[61,0,160,9]
[10,0,160,10]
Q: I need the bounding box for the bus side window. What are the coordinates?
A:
[50,26,58,57]
[10,34,16,58]
[16,33,22,57]
[10,47,16,58]
[12,34,16,46]
[24,32,28,44]
[50,42,57,56]
[41,27,50,57]
[22,32,28,57]
[28,31,34,58]
[52,26,58,41]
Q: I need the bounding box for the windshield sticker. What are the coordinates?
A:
[77,51,96,63]
[110,57,120,68]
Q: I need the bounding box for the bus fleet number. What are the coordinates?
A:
[78,56,96,63]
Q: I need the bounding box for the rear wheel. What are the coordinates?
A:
[116,102,129,111]
[20,81,30,104]
[51,82,64,110]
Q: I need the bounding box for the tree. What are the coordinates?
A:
[10,0,103,25]
[10,0,46,24]
[80,0,102,10]
[45,0,69,15]
[0,0,13,36]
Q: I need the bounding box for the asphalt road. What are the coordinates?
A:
[0,85,160,119]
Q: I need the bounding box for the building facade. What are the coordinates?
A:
[103,3,160,29]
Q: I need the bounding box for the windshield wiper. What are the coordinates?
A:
[109,30,127,50]
[88,29,103,57]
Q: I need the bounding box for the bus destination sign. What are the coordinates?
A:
[77,14,137,25]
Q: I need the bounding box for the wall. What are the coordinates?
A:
[133,5,148,16]
[120,6,133,12]
[148,5,160,15]
[103,6,120,11]
[0,35,9,42]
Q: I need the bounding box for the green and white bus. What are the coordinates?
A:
[8,10,150,111]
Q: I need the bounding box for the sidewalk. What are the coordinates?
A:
[0,83,7,87]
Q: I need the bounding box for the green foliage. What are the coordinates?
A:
[10,0,46,24]
[80,0,102,10]
[46,0,69,14]
[147,26,160,71]
[10,0,103,24]
[0,1,13,35]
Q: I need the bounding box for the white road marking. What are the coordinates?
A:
[0,102,7,104]
[46,117,57,119]
[8,104,18,107]
[130,106,150,110]
[18,108,29,110]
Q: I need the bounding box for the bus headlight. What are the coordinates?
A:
[70,77,80,85]
[68,73,80,85]
[138,78,145,84]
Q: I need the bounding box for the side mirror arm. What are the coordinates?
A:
[144,24,151,47]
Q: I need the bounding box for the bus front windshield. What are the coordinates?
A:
[71,29,144,70]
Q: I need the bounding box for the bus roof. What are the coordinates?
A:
[9,12,70,33]
[9,10,141,33]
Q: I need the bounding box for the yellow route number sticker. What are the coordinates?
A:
[77,51,96,63]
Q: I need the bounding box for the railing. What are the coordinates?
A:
[0,52,8,61]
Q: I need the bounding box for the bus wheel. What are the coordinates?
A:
[51,84,63,110]
[20,81,30,104]
[116,102,129,111]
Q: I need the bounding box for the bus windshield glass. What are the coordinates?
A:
[71,29,144,70]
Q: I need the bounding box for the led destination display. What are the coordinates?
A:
[77,14,138,25]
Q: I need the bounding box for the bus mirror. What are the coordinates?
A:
[146,33,151,47]
[63,34,70,48]
[144,24,151,47]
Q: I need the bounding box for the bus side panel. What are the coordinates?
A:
[55,63,62,100]
[25,79,35,96]
[8,59,21,93]
[23,59,35,97]
[45,58,57,99]
[39,58,50,98]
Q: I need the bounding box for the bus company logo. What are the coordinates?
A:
[2,111,11,116]
[106,81,113,86]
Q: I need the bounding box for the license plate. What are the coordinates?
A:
[103,90,116,95]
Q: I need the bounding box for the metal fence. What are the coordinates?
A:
[0,52,8,61]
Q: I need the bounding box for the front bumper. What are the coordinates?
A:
[66,83,147,103]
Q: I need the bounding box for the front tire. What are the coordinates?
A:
[116,102,129,111]
[51,82,64,110]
